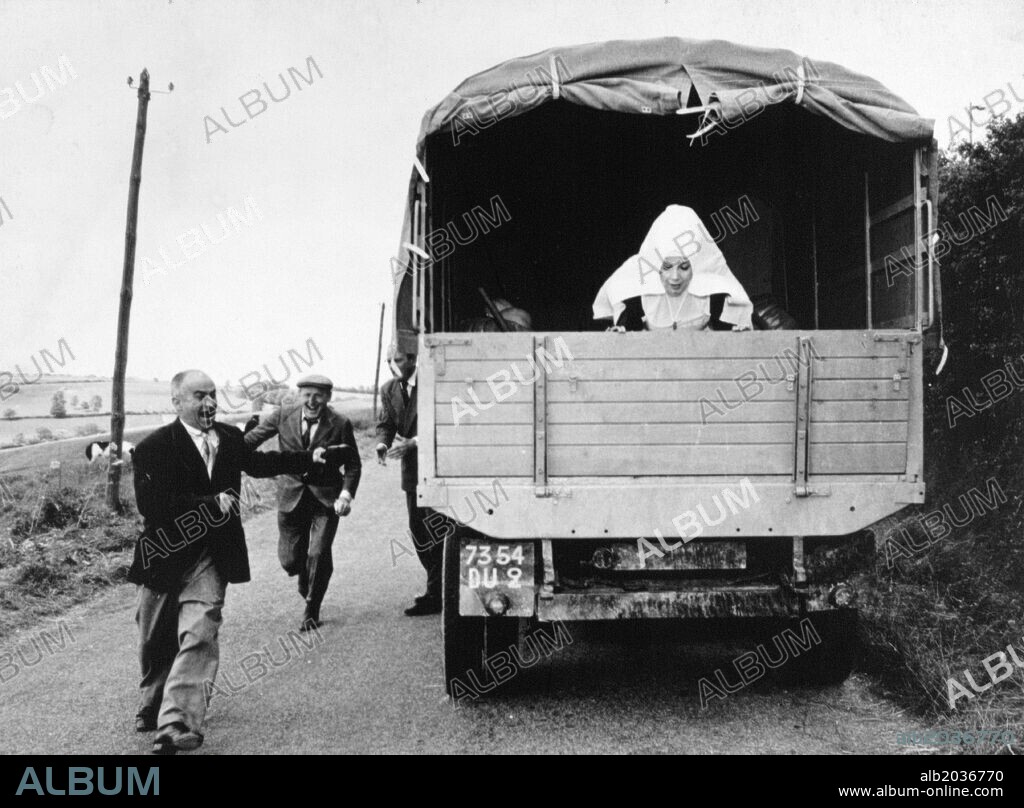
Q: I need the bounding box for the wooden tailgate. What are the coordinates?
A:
[427,331,915,482]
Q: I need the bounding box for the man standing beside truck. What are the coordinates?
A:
[376,348,444,616]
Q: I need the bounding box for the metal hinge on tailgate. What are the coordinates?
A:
[424,336,471,377]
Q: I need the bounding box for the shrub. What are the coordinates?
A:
[35,427,53,441]
[69,394,79,406]
[11,487,93,538]
[50,391,66,419]
[90,395,102,412]
[2,408,15,420]
[74,423,102,437]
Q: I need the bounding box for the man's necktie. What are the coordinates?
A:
[302,417,318,449]
[199,432,213,478]
[400,381,409,407]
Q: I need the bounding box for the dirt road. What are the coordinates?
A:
[0,462,932,755]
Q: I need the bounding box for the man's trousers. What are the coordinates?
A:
[135,550,226,733]
[277,488,340,610]
[406,490,444,602]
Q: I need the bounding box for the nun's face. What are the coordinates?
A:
[659,256,693,297]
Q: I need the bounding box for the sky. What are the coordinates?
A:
[2,0,1023,389]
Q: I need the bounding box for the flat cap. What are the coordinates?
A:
[296,374,334,390]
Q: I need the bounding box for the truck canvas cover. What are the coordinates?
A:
[393,36,935,340]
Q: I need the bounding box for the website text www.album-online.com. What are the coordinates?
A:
[836,769,1005,797]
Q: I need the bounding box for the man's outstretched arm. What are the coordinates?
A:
[339,420,362,498]
[243,406,281,449]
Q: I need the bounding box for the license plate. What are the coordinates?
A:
[459,540,536,617]
[461,541,533,589]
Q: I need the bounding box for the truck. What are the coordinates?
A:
[389,37,941,694]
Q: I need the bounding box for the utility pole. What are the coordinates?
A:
[372,302,385,418]
[107,69,160,511]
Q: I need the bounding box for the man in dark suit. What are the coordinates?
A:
[376,350,445,616]
[244,374,361,630]
[129,369,337,754]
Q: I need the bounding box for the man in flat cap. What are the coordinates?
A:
[245,374,361,630]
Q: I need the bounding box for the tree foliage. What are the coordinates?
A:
[926,113,1024,493]
[49,391,67,419]
[937,113,1024,359]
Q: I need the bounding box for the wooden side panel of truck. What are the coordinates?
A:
[418,330,924,541]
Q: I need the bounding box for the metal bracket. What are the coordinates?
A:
[540,539,555,600]
[426,337,471,378]
[568,372,580,393]
[793,337,813,496]
[786,373,795,392]
[872,333,921,344]
[534,336,549,497]
[892,372,902,392]
[792,484,832,497]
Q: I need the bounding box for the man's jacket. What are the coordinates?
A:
[243,404,361,511]
[128,419,311,591]
[376,377,417,492]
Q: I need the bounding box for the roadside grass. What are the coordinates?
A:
[0,409,376,642]
[0,460,278,642]
[848,390,1024,755]
[0,461,140,640]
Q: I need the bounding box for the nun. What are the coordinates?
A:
[593,205,753,331]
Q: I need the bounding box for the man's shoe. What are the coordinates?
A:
[152,722,203,754]
[135,711,157,732]
[404,599,441,616]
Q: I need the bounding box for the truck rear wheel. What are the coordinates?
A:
[442,534,485,696]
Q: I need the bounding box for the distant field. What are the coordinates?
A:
[0,375,373,447]
[0,414,169,444]
[1,378,171,417]
[0,377,173,446]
